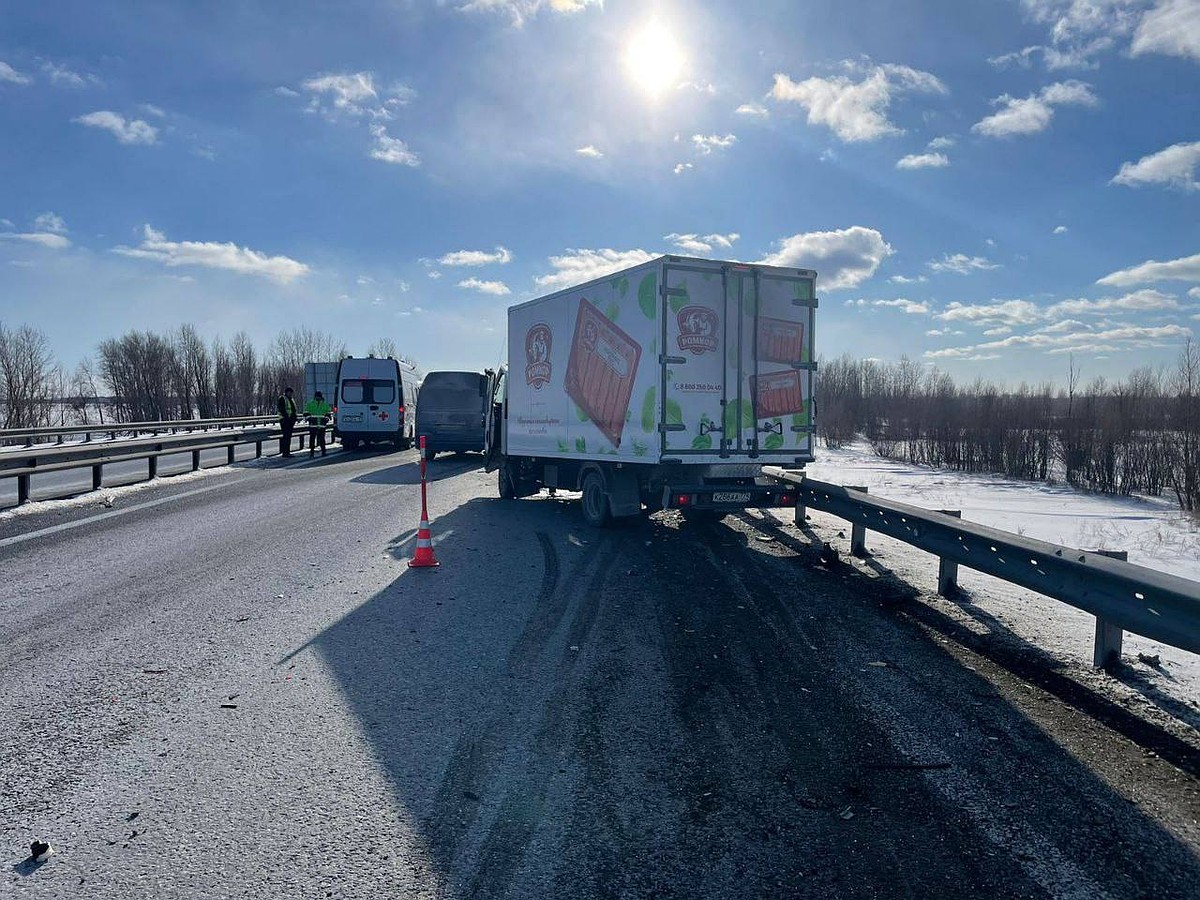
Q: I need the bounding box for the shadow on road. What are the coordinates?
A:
[288,493,1200,897]
[351,456,483,486]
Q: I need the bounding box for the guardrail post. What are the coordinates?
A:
[848,486,868,557]
[148,454,158,480]
[936,510,962,595]
[255,440,262,459]
[1093,549,1128,669]
[92,464,102,491]
[227,445,235,465]
[17,473,30,504]
[192,450,201,472]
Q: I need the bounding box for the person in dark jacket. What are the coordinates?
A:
[278,387,298,457]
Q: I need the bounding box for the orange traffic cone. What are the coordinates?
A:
[410,435,440,568]
[409,514,440,568]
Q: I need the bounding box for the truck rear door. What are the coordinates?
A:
[662,262,815,461]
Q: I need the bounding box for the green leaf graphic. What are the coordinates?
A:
[605,302,619,322]
[666,399,683,426]
[669,280,689,315]
[641,386,656,433]
[632,440,648,457]
[557,439,569,453]
[638,273,657,319]
[692,433,713,450]
[575,436,587,453]
[791,403,810,428]
[764,433,784,451]
[575,403,590,422]
[723,399,755,435]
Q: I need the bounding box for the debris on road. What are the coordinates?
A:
[219,703,238,709]
[820,542,840,567]
[29,840,54,863]
[142,668,167,675]
[868,661,889,668]
[838,807,854,820]
[1138,653,1161,667]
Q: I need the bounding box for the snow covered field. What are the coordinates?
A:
[799,442,1200,717]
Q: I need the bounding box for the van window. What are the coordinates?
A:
[342,379,395,404]
[422,372,487,411]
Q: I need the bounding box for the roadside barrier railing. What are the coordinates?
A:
[763,469,1200,668]
[1,420,334,505]
[0,415,278,448]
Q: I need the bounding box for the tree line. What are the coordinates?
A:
[814,341,1200,514]
[0,321,405,430]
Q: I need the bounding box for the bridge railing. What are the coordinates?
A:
[763,468,1200,668]
[1,418,334,506]
[0,415,278,448]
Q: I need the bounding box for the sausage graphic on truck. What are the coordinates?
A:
[484,255,818,526]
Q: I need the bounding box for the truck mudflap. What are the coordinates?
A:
[662,484,798,511]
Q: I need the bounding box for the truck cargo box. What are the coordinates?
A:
[505,256,816,466]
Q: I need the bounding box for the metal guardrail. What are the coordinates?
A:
[1,421,333,505]
[0,415,278,448]
[763,469,1200,667]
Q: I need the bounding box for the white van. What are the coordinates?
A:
[335,356,421,451]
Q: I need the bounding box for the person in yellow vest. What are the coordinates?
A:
[304,390,333,457]
[277,387,298,458]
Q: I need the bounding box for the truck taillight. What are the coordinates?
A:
[398,405,405,413]
[675,493,691,507]
[777,493,795,506]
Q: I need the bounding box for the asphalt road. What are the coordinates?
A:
[1,447,1197,898]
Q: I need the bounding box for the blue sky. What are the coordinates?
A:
[1,0,1198,384]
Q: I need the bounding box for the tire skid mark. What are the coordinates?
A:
[465,537,624,898]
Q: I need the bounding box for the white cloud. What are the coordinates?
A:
[428,270,442,279]
[275,86,300,98]
[872,298,930,314]
[456,0,602,26]
[140,103,167,118]
[1047,288,1180,316]
[41,61,101,88]
[438,246,513,266]
[927,136,956,149]
[983,326,1013,336]
[673,162,693,175]
[938,300,1042,326]
[1111,141,1200,191]
[735,102,769,119]
[576,145,604,158]
[1190,287,1200,299]
[74,110,159,145]
[679,81,717,95]
[1053,225,1069,234]
[1098,252,1200,287]
[759,226,893,290]
[0,61,31,85]
[369,125,420,166]
[301,72,415,120]
[890,274,928,284]
[535,248,657,291]
[398,280,411,292]
[113,225,310,283]
[692,133,738,155]
[896,152,949,170]
[1131,0,1200,62]
[664,232,740,255]
[989,46,1044,68]
[32,212,67,235]
[458,277,512,295]
[0,232,71,250]
[971,80,1097,138]
[928,253,1002,275]
[769,62,947,142]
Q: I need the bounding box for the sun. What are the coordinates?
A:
[624,21,685,97]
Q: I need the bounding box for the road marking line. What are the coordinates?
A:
[0,480,245,549]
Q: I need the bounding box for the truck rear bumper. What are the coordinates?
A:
[662,484,799,511]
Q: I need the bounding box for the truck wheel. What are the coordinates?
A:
[581,470,611,527]
[499,465,516,500]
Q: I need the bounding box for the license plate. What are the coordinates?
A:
[342,414,363,423]
[712,491,752,504]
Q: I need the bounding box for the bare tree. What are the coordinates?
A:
[368,337,398,359]
[0,322,58,429]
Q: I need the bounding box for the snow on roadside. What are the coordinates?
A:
[797,441,1200,714]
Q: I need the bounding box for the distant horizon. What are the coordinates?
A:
[2,0,1197,383]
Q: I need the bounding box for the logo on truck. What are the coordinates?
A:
[525,323,553,390]
[676,306,719,355]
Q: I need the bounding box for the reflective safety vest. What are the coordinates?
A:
[305,399,332,422]
[279,396,297,419]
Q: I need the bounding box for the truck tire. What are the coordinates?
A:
[499,464,516,500]
[581,470,611,527]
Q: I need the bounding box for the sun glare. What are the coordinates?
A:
[624,21,685,96]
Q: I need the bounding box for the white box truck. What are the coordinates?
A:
[485,255,816,525]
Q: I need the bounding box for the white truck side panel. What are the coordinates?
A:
[507,259,663,464]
